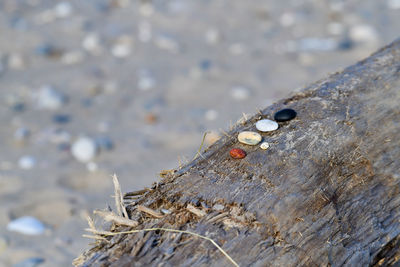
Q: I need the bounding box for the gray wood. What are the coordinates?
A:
[75,38,400,267]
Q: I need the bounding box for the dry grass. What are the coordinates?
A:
[76,174,240,267]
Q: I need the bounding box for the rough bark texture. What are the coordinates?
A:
[76,39,400,266]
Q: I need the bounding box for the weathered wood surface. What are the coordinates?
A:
[76,39,400,266]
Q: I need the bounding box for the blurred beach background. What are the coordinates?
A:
[0,0,399,266]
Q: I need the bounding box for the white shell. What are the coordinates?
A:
[238,131,262,145]
[71,137,97,163]
[7,216,45,235]
[260,142,270,150]
[255,119,279,132]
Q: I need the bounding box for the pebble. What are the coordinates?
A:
[82,33,102,55]
[52,114,70,124]
[12,102,26,112]
[349,25,378,44]
[280,12,296,27]
[260,142,270,150]
[161,209,172,215]
[111,35,133,58]
[13,257,44,267]
[71,137,97,162]
[138,21,152,42]
[297,38,338,52]
[35,44,62,58]
[36,86,67,110]
[61,50,84,65]
[255,119,279,132]
[205,28,220,44]
[18,156,36,170]
[7,53,26,70]
[213,204,225,211]
[7,216,45,235]
[238,131,262,145]
[137,69,156,91]
[274,108,297,122]
[54,2,73,18]
[229,43,245,55]
[231,86,250,101]
[14,127,30,141]
[95,136,113,150]
[199,59,212,71]
[230,148,246,159]
[86,162,98,172]
[155,33,179,53]
[139,2,154,16]
[205,109,218,121]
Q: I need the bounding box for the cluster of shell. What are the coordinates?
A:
[230,109,296,159]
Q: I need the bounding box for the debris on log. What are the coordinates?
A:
[74,39,400,266]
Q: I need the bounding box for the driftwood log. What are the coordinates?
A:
[75,39,400,266]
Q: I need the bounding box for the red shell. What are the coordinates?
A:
[230,148,246,159]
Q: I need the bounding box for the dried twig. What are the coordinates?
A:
[208,212,229,224]
[137,205,164,218]
[124,188,149,198]
[186,204,207,217]
[112,174,129,218]
[94,210,138,227]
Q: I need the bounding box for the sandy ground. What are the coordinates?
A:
[0,0,399,266]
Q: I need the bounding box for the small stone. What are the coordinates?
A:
[12,102,26,112]
[238,131,262,145]
[349,25,378,44]
[229,43,245,55]
[7,216,45,235]
[18,156,36,170]
[256,119,279,132]
[145,113,158,124]
[199,59,212,71]
[280,12,295,27]
[61,50,84,65]
[13,257,44,267]
[71,137,97,162]
[274,108,297,122]
[7,53,26,70]
[86,162,98,172]
[213,204,225,211]
[82,33,102,55]
[231,86,250,100]
[95,136,113,150]
[139,2,154,16]
[36,86,67,110]
[138,21,152,42]
[260,142,270,150]
[54,2,73,18]
[205,109,218,121]
[14,127,30,141]
[52,114,70,124]
[230,148,246,159]
[137,70,156,91]
[155,33,179,53]
[111,36,133,58]
[161,209,172,215]
[35,44,63,58]
[205,28,220,44]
